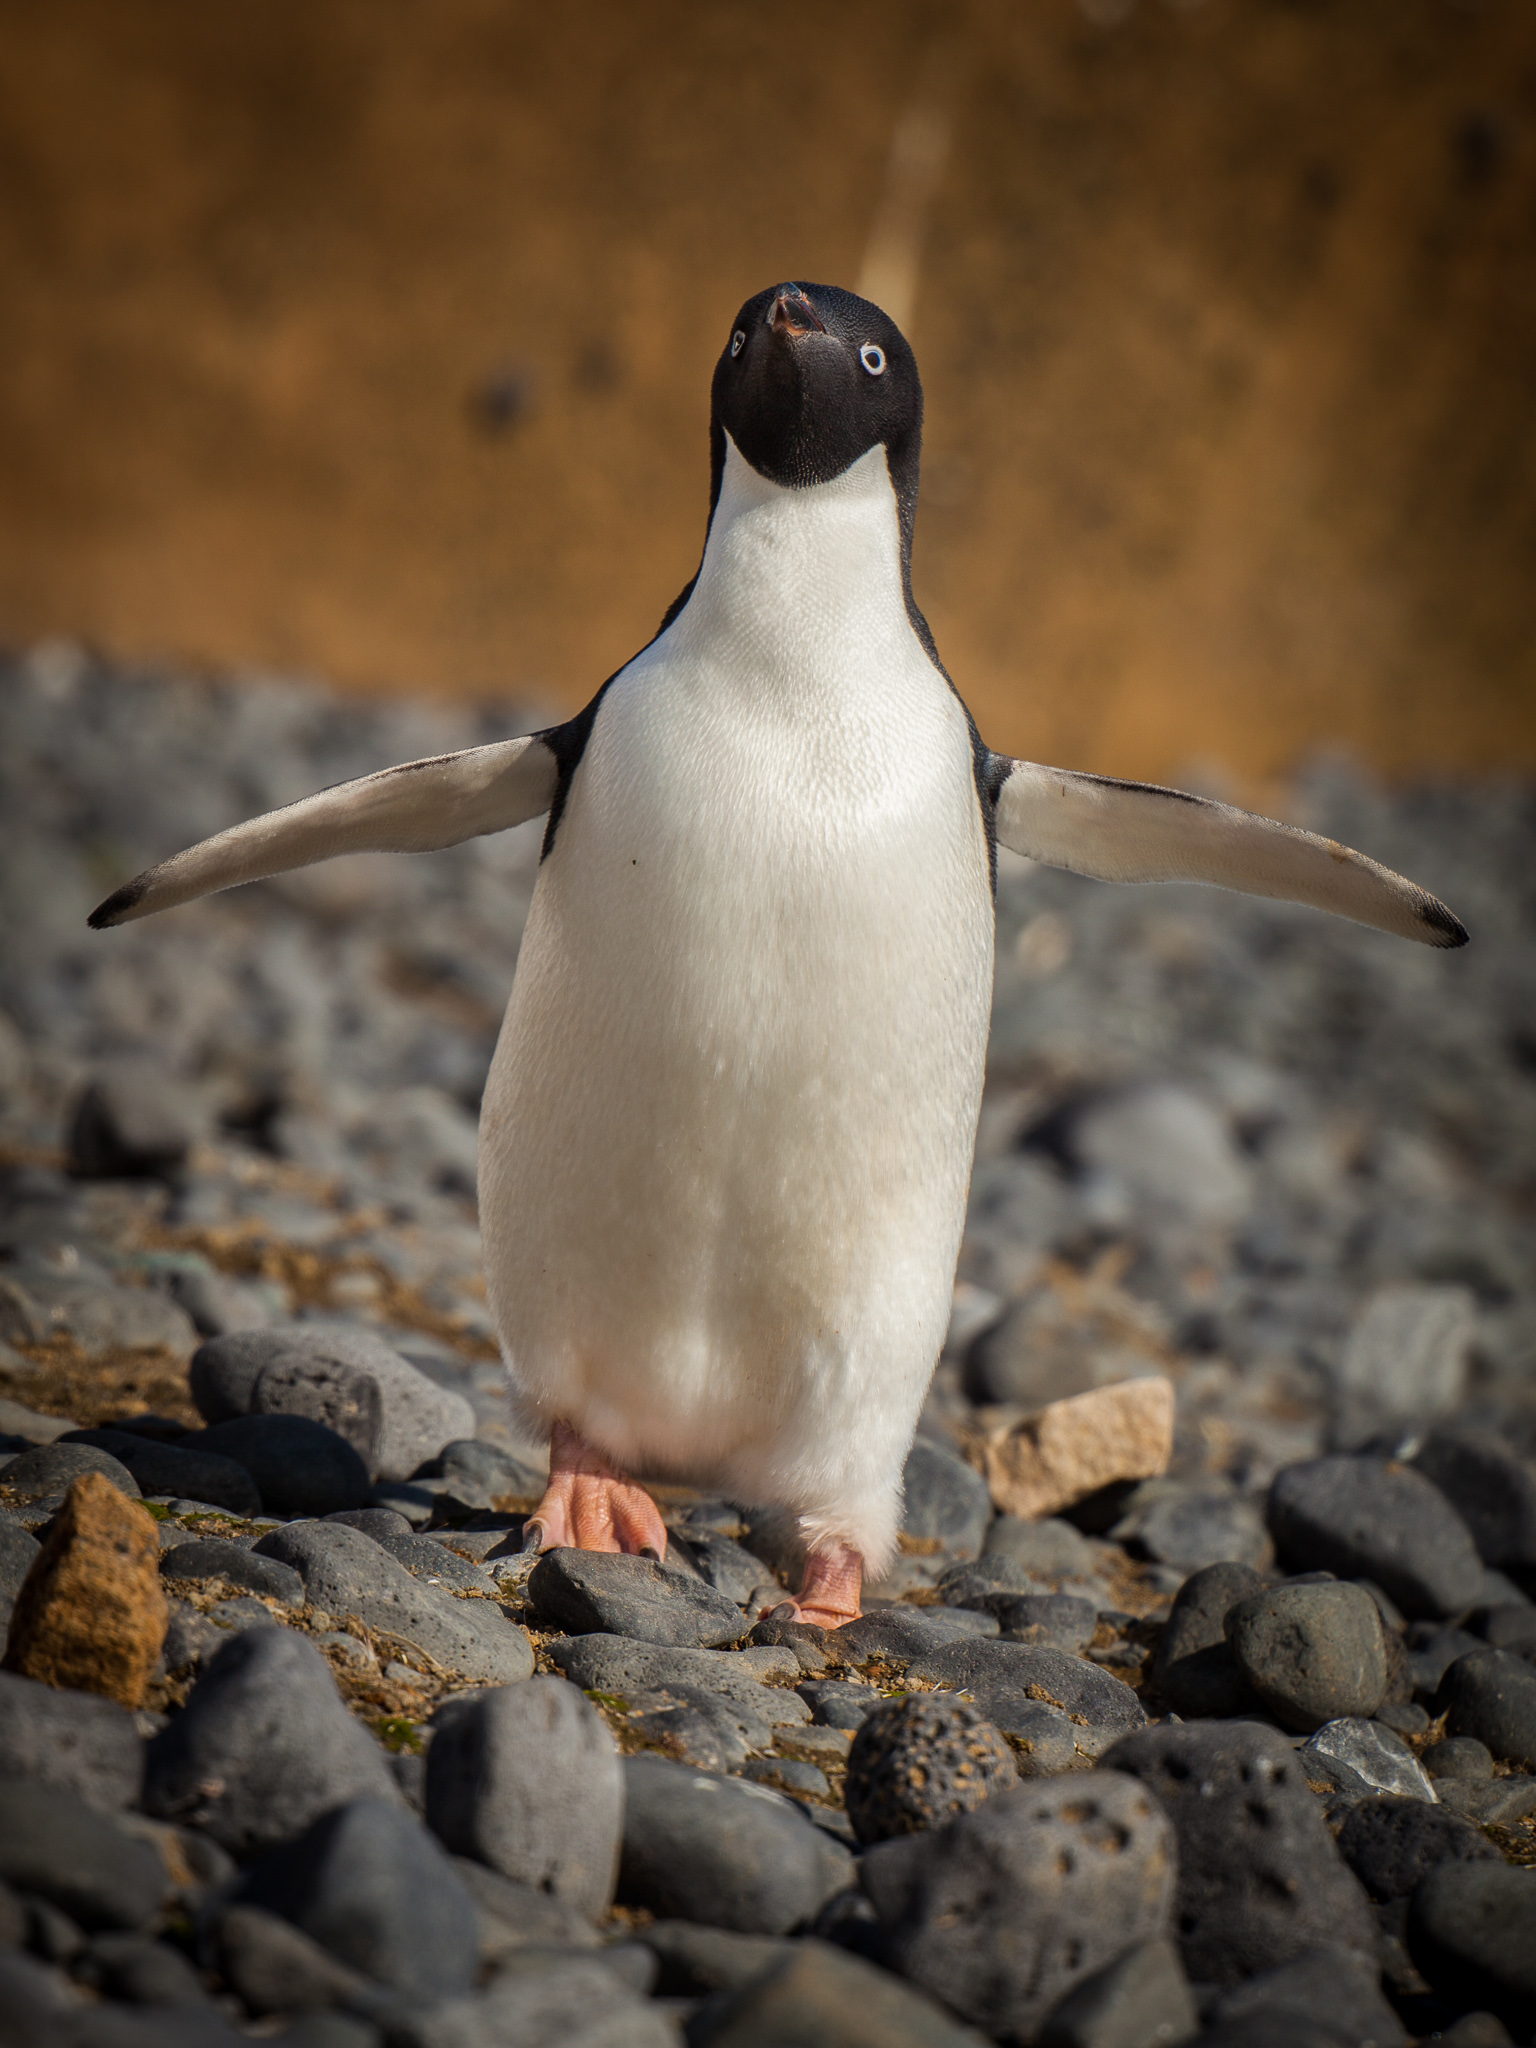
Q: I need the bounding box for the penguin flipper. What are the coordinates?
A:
[992,758,1468,948]
[88,735,559,929]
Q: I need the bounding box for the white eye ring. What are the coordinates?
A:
[730,330,746,358]
[859,343,886,376]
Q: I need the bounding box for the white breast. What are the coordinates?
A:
[478,438,994,1567]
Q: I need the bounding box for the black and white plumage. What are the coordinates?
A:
[91,282,1466,1609]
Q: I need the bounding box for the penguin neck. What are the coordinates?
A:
[674,435,915,679]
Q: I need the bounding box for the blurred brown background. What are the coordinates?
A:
[1,0,1532,783]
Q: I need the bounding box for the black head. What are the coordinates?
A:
[705,283,923,546]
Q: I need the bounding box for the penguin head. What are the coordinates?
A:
[711,283,922,493]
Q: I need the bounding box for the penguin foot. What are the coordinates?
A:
[762,1543,863,1629]
[524,1422,669,1559]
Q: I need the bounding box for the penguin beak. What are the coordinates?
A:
[769,290,826,339]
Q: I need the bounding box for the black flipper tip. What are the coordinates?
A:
[87,878,147,930]
[1421,898,1470,948]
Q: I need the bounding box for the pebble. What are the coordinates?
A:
[1334,1282,1475,1438]
[1335,1795,1501,1901]
[254,1520,534,1683]
[1300,1718,1437,1802]
[425,1678,621,1918]
[903,1638,1147,1741]
[142,1627,402,1856]
[1408,1862,1536,2038]
[1425,1736,1495,1783]
[899,1439,992,1557]
[980,1514,1096,1578]
[797,1679,879,1730]
[2,1473,167,1707]
[430,1438,546,1513]
[546,1637,811,1728]
[189,1414,372,1517]
[690,1936,990,2047]
[1,1440,142,1523]
[977,1377,1176,1522]
[741,1755,830,1799]
[860,1772,1174,2041]
[1149,1560,1266,1718]
[325,1511,490,1592]
[941,1583,1098,1651]
[686,1530,778,1607]
[1226,1580,1388,1732]
[68,1063,200,1180]
[1436,1648,1536,1768]
[831,1606,998,1665]
[58,1428,261,1517]
[213,1903,374,2018]
[1204,1944,1408,2048]
[618,1753,854,1935]
[527,1547,744,1647]
[1036,1936,1198,2048]
[0,1778,168,1932]
[1409,1622,1486,1695]
[159,1534,305,1606]
[0,1514,42,1638]
[236,1796,479,2007]
[1412,1426,1536,1570]
[843,1694,1016,1844]
[394,1957,676,2048]
[627,1684,765,1769]
[1113,1481,1273,1574]
[1267,1455,1486,1619]
[748,1616,831,1671]
[1103,1720,1377,1986]
[0,1669,143,1811]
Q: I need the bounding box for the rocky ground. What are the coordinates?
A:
[0,643,1534,2046]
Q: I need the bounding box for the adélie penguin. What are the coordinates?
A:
[90,282,1468,1626]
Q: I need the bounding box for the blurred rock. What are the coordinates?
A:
[1333,1284,1474,1441]
[1412,1427,1536,1569]
[2,1473,167,1706]
[68,1062,202,1181]
[1267,1455,1486,1618]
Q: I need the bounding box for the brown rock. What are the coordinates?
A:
[3,1472,168,1706]
[979,1376,1175,1520]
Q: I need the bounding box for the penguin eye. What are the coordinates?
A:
[859,344,886,376]
[730,330,746,358]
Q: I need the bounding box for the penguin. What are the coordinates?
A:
[90,282,1468,1626]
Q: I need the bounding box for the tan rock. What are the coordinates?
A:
[978,1376,1176,1520]
[3,1471,168,1706]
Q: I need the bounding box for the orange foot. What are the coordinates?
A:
[760,1542,863,1629]
[524,1422,669,1559]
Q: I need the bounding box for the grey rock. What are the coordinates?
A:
[861,1772,1175,2042]
[254,1520,533,1682]
[545,1637,810,1725]
[190,1415,370,1517]
[1408,1622,1486,1695]
[68,1064,200,1180]
[627,1686,761,1769]
[0,1670,143,1811]
[686,1532,776,1607]
[391,1957,676,2048]
[1227,1581,1388,1732]
[844,1694,1016,1844]
[905,1638,1147,1737]
[1425,1736,1495,1783]
[432,1438,545,1513]
[252,1353,384,1466]
[58,1430,260,1517]
[900,1440,991,1558]
[164,1266,274,1338]
[1103,1720,1376,1986]
[797,1679,879,1730]
[740,1755,829,1798]
[237,1797,478,2006]
[690,1937,989,2047]
[0,1263,199,1360]
[0,1949,85,2041]
[527,1549,743,1648]
[1436,1648,1536,1767]
[1462,1776,1536,1826]
[1149,1561,1266,1718]
[0,1779,166,1931]
[830,1606,998,1665]
[142,1627,402,1856]
[964,1589,1098,1651]
[618,1753,853,1935]
[159,1535,304,1606]
[425,1678,621,1917]
[1335,1284,1474,1438]
[1073,1083,1252,1227]
[1115,1484,1272,1574]
[638,1919,790,1997]
[1412,1427,1536,1569]
[75,1931,211,2007]
[1301,1719,1437,1802]
[1267,1456,1485,1619]
[1206,1946,1407,2048]
[159,1598,259,1677]
[0,1396,71,1442]
[1037,1937,1198,2048]
[1408,1861,1536,2037]
[993,1699,1081,1774]
[981,1514,1095,1578]
[325,1513,489,1592]
[747,1616,832,1671]
[1479,1603,1536,1653]
[451,1856,601,1961]
[214,1903,375,2017]
[1336,1796,1500,1901]
[0,1514,42,1636]
[1,1439,140,1513]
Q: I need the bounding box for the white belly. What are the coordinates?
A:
[478,442,994,1565]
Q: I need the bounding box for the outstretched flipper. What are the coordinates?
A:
[89,735,560,929]
[992,759,1468,948]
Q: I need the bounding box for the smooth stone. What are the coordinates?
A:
[1412,1426,1536,1569]
[740,1755,830,1799]
[687,1531,779,1606]
[1425,1735,1495,1783]
[451,1856,601,1963]
[160,1596,273,1676]
[626,1686,762,1769]
[75,1929,212,2006]
[189,1415,371,1517]
[1302,1719,1437,1801]
[797,1679,879,1730]
[214,1903,375,2018]
[1,1440,141,1513]
[1335,1795,1501,1901]
[1103,1720,1377,1986]
[527,1548,744,1648]
[142,1628,401,1856]
[1478,1603,1536,1654]
[941,1583,1098,1651]
[748,1618,832,1672]
[1267,1456,1485,1619]
[900,1439,992,1558]
[0,1669,143,1811]
[391,1958,675,2048]
[425,1678,621,1918]
[325,1512,489,1592]
[861,1772,1175,2041]
[254,1520,534,1683]
[1437,1648,1536,1767]
[618,1753,854,1935]
[904,1638,1147,1738]
[68,1064,199,1179]
[546,1637,810,1723]
[844,1693,1016,1844]
[164,1266,274,1338]
[1227,1581,1388,1733]
[159,1535,304,1607]
[0,1515,43,1640]
[1149,1561,1267,1719]
[430,1438,546,1513]
[639,1918,793,1996]
[1037,1937,1199,2048]
[1336,1284,1475,1435]
[831,1607,999,1666]
[0,1778,167,1931]
[59,1430,260,1517]
[0,1396,73,1443]
[690,1936,991,2047]
[237,1797,478,2006]
[981,1514,1096,1578]
[1205,1944,1407,2048]
[1409,1862,1536,2037]
[1409,1623,1486,1695]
